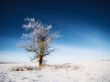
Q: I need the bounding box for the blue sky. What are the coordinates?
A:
[0,0,110,63]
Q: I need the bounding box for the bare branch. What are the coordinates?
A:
[44,49,55,56]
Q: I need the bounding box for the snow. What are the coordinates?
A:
[0,61,110,82]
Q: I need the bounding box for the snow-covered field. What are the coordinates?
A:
[0,61,110,82]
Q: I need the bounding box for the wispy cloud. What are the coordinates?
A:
[47,44,110,64]
[0,51,30,62]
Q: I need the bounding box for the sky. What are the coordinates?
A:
[0,0,110,63]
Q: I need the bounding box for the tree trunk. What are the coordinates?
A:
[38,41,45,69]
[39,55,43,69]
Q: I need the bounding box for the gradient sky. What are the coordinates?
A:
[0,0,110,63]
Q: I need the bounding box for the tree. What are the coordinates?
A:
[21,17,60,68]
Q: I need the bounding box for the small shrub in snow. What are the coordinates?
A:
[11,66,37,71]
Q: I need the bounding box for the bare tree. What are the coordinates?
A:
[21,17,60,68]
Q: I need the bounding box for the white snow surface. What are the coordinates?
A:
[0,61,110,82]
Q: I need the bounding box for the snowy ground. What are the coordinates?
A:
[0,61,110,82]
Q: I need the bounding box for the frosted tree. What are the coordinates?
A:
[21,17,60,68]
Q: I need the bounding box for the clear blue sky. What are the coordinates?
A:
[0,0,110,63]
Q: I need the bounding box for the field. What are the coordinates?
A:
[0,61,110,82]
